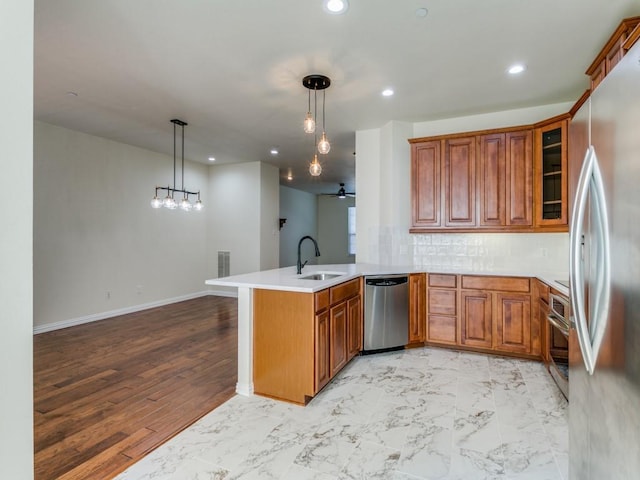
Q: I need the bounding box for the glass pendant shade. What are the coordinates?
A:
[179,197,192,211]
[303,112,315,134]
[309,154,322,176]
[150,195,162,208]
[317,131,331,154]
[193,199,204,211]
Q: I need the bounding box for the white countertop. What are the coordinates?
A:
[205,263,569,296]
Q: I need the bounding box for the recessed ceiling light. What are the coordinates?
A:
[508,64,526,75]
[208,157,216,162]
[323,0,349,15]
[270,149,279,155]
[415,8,428,17]
[382,88,394,97]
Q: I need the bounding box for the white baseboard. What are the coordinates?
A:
[33,288,238,334]
[236,382,254,397]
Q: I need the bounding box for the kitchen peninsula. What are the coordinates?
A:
[206,263,568,404]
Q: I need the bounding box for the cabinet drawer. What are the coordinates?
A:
[428,289,457,315]
[429,274,457,288]
[315,289,329,313]
[330,278,360,305]
[461,275,530,293]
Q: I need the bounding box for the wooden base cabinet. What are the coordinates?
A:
[460,290,493,349]
[409,273,426,345]
[253,278,362,405]
[347,295,362,360]
[426,274,457,346]
[494,293,531,354]
[426,274,539,359]
[314,311,330,392]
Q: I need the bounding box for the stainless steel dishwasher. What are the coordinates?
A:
[363,274,409,352]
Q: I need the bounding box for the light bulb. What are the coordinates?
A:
[303,112,315,134]
[193,199,204,211]
[309,155,322,176]
[180,197,192,211]
[317,131,331,154]
[164,195,177,209]
[150,195,162,209]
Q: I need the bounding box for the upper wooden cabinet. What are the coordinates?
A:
[411,140,441,228]
[586,16,640,91]
[444,137,476,227]
[534,116,568,230]
[410,126,534,233]
[505,130,533,226]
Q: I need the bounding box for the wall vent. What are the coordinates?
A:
[218,251,230,278]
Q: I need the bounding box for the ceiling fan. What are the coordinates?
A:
[321,183,355,199]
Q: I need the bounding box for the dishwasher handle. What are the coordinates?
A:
[365,276,408,287]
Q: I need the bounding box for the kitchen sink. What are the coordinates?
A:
[298,272,343,281]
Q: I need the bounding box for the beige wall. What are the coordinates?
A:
[0,0,34,476]
[34,122,210,330]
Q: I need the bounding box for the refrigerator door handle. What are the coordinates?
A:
[570,146,611,375]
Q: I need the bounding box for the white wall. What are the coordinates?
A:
[0,0,33,476]
[355,103,574,274]
[33,122,210,330]
[207,161,279,278]
[279,186,317,268]
[317,195,355,264]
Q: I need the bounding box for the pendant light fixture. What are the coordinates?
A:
[302,74,331,155]
[150,119,203,211]
[309,153,322,176]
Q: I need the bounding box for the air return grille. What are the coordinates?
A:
[218,251,230,278]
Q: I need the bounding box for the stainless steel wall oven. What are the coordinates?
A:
[547,292,570,399]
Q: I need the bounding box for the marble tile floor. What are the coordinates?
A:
[115,347,568,480]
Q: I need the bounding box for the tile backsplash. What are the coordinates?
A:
[368,228,569,274]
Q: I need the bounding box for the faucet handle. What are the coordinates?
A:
[301,260,308,269]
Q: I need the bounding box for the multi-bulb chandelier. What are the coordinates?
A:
[150,119,203,211]
[303,74,331,176]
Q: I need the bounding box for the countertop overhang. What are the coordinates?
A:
[205,263,569,296]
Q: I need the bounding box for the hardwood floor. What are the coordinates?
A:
[34,295,238,480]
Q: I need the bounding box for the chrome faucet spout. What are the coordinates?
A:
[297,236,321,274]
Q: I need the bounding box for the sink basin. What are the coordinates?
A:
[298,272,343,281]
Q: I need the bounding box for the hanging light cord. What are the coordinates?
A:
[173,121,177,197]
[181,122,185,191]
[322,88,326,132]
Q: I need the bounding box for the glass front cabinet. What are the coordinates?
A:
[534,116,569,229]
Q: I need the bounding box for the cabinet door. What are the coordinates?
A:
[330,302,348,377]
[479,133,505,226]
[505,130,533,226]
[444,137,476,227]
[460,290,492,349]
[314,311,330,393]
[494,293,532,354]
[412,141,441,227]
[409,273,426,344]
[535,119,568,228]
[347,295,362,360]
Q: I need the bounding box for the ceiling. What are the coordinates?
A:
[34,0,640,195]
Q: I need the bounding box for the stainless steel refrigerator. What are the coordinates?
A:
[568,40,640,479]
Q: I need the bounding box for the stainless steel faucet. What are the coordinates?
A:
[297,236,321,274]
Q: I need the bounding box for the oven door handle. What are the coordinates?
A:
[547,314,570,338]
